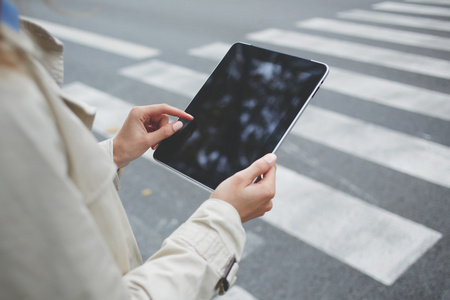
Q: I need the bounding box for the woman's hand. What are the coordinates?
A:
[210,153,277,223]
[113,104,193,168]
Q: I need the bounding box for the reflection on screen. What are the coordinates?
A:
[155,43,327,190]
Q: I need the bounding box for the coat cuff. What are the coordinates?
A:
[171,199,245,293]
[98,138,123,190]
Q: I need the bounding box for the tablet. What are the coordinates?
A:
[154,42,328,191]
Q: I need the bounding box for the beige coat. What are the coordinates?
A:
[0,19,245,300]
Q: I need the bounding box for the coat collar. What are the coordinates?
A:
[6,17,97,130]
[1,20,115,202]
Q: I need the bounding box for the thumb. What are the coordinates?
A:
[147,120,183,147]
[239,153,277,182]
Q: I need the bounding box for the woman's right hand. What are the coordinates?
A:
[210,153,277,223]
[113,104,193,169]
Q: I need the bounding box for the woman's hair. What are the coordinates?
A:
[0,0,22,69]
[0,33,27,70]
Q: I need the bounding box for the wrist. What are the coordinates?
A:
[112,138,129,169]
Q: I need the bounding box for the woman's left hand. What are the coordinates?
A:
[112,104,193,168]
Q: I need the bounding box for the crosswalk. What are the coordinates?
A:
[338,8,450,32]
[32,0,450,298]
[373,1,450,16]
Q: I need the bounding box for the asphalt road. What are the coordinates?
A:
[20,0,450,299]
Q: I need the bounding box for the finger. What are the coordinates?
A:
[240,153,277,182]
[148,114,169,131]
[160,114,169,127]
[264,200,273,212]
[248,164,276,198]
[141,104,193,121]
[257,164,276,185]
[146,120,183,147]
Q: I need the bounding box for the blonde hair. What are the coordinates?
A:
[0,33,27,71]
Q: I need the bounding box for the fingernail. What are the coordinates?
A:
[172,121,183,132]
[264,153,277,165]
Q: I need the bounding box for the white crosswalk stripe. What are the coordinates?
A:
[266,165,442,286]
[213,286,259,300]
[337,9,450,32]
[373,1,450,16]
[246,28,450,80]
[62,82,132,139]
[295,106,450,189]
[323,67,450,121]
[63,81,443,286]
[189,42,232,60]
[297,18,450,52]
[120,60,208,98]
[406,0,450,5]
[24,17,160,59]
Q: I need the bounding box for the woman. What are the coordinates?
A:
[0,1,277,299]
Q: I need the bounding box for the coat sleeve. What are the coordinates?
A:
[123,199,246,300]
[98,138,124,190]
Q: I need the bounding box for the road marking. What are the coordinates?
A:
[62,82,132,138]
[373,1,450,17]
[406,0,450,4]
[62,82,154,162]
[297,18,450,52]
[119,59,450,188]
[189,42,231,60]
[23,17,160,59]
[62,82,443,286]
[246,28,450,80]
[213,286,258,300]
[324,67,450,121]
[338,9,450,32]
[120,60,208,98]
[266,165,442,285]
[295,106,450,189]
[188,42,450,121]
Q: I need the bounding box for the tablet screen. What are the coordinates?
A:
[154,43,328,191]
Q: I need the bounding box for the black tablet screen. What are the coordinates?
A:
[154,43,328,190]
